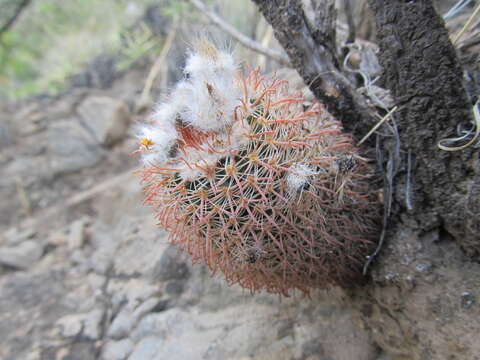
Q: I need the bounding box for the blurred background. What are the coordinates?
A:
[0,0,275,100]
[0,1,477,359]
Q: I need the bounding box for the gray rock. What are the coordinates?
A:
[108,307,135,340]
[128,337,163,360]
[89,227,117,275]
[56,314,84,338]
[3,156,48,184]
[64,341,97,360]
[68,218,88,250]
[70,249,88,266]
[164,280,184,296]
[56,308,104,340]
[131,297,163,320]
[102,339,134,360]
[152,245,190,282]
[4,227,36,246]
[83,308,105,340]
[47,118,103,175]
[0,118,14,148]
[77,96,131,147]
[108,297,162,340]
[0,240,43,269]
[107,279,159,309]
[87,273,107,291]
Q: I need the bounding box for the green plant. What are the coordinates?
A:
[116,22,160,72]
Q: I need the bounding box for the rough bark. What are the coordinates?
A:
[252,0,376,140]
[367,0,479,254]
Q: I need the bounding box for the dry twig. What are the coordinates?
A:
[137,21,179,110]
[0,0,31,39]
[187,0,290,66]
[452,1,480,44]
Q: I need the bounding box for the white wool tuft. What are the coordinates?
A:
[136,123,178,166]
[173,48,240,132]
[286,164,317,195]
[151,102,178,126]
[140,41,242,176]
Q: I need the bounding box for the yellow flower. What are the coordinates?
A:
[140,137,154,149]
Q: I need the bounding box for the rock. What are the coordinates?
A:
[131,297,163,320]
[88,226,117,275]
[77,96,130,147]
[56,308,104,340]
[87,273,107,291]
[0,118,14,148]
[108,297,163,340]
[3,156,48,185]
[70,249,88,265]
[102,339,134,360]
[68,218,88,249]
[152,245,190,282]
[164,280,184,296]
[4,227,36,246]
[128,337,164,360]
[47,118,103,175]
[64,341,98,360]
[107,307,135,340]
[112,231,168,278]
[56,314,84,338]
[71,54,119,89]
[0,240,44,269]
[83,308,105,340]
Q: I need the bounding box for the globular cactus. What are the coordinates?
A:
[136,40,380,295]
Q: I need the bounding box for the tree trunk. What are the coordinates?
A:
[367,0,479,254]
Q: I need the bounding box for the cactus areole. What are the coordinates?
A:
[136,41,380,296]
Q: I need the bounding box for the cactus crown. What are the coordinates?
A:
[136,41,379,296]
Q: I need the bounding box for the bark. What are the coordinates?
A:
[367,0,479,254]
[252,0,375,140]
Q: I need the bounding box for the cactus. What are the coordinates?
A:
[136,41,380,295]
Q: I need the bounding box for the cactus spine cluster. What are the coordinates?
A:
[136,41,379,295]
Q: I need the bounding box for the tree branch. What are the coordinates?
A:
[343,0,356,45]
[187,0,290,66]
[252,0,375,141]
[0,0,31,39]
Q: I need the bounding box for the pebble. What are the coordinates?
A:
[56,314,84,338]
[68,218,88,249]
[0,240,43,269]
